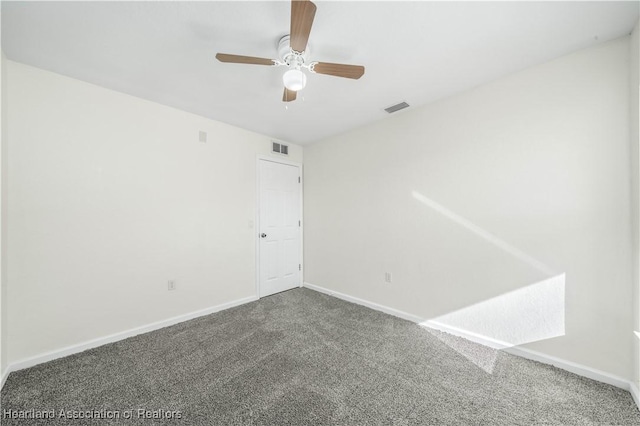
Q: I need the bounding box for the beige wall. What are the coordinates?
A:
[4,60,302,365]
[304,37,633,380]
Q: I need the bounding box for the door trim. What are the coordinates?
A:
[255,155,303,298]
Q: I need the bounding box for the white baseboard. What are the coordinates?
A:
[303,282,423,323]
[503,346,631,390]
[630,382,640,411]
[303,281,637,406]
[1,367,8,391]
[2,294,258,387]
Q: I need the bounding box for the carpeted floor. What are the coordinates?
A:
[2,288,639,425]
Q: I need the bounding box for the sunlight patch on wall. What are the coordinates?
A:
[423,274,565,348]
[422,274,565,373]
[411,190,564,373]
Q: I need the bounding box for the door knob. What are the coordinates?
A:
[261,233,267,238]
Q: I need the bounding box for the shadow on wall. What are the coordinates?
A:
[411,191,565,374]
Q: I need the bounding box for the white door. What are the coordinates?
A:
[258,159,301,297]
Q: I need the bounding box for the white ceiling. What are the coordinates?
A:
[2,1,638,145]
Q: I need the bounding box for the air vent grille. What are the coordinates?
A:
[272,141,289,156]
[384,102,410,114]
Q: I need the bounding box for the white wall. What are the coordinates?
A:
[5,60,302,366]
[631,20,640,391]
[1,46,6,380]
[304,37,633,380]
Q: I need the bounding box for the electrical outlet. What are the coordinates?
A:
[168,280,176,291]
[384,272,392,283]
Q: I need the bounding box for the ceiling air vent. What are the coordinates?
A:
[384,102,410,114]
[272,141,289,156]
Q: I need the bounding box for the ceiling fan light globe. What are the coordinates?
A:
[283,69,307,92]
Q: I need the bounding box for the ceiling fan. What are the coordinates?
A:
[215,0,365,102]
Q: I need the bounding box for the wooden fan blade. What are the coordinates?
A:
[312,62,365,79]
[216,53,275,66]
[290,0,316,52]
[283,88,297,102]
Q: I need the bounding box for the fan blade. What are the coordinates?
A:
[283,88,297,102]
[216,53,275,66]
[312,62,365,79]
[290,0,316,52]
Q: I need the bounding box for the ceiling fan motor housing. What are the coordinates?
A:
[278,35,310,68]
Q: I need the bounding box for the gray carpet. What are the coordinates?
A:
[1,288,639,425]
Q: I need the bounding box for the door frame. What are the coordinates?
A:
[255,155,303,298]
